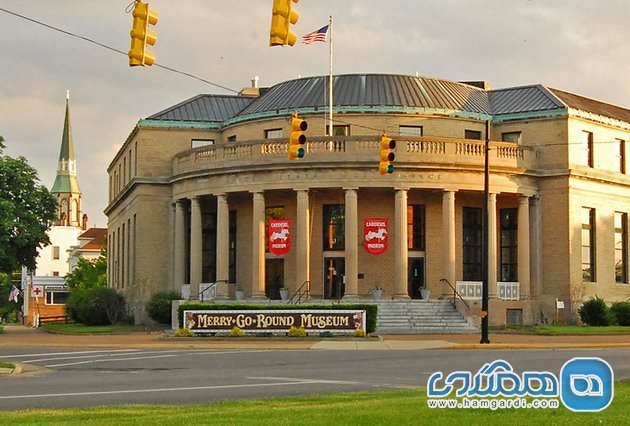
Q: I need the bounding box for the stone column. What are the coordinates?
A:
[394,189,410,298]
[251,191,266,299]
[442,190,457,295]
[488,193,498,298]
[343,188,359,299]
[518,195,531,299]
[173,200,186,294]
[215,193,230,299]
[189,196,203,300]
[296,190,310,290]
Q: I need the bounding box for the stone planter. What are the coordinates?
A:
[279,289,290,301]
[371,289,383,300]
[421,288,431,300]
[235,290,245,301]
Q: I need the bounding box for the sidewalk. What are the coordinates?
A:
[1,324,629,351]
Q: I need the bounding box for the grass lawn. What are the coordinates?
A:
[0,324,3,334]
[2,382,628,425]
[0,361,14,369]
[40,323,134,334]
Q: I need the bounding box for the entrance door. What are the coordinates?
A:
[408,258,425,299]
[265,258,284,300]
[323,257,345,300]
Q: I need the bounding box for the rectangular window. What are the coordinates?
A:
[500,208,518,282]
[407,204,425,250]
[323,204,345,250]
[192,139,214,149]
[264,129,283,139]
[506,309,523,326]
[399,125,423,136]
[501,131,522,144]
[227,135,236,142]
[615,212,627,283]
[229,211,237,283]
[581,130,594,167]
[325,125,350,136]
[582,207,596,282]
[52,246,60,260]
[617,139,626,174]
[52,271,59,277]
[45,291,69,305]
[465,130,482,140]
[265,207,285,253]
[463,207,482,281]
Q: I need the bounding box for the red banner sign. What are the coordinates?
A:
[364,218,388,255]
[269,218,291,256]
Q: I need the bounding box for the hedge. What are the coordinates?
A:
[178,303,378,333]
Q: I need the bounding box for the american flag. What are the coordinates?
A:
[8,285,20,303]
[302,25,329,44]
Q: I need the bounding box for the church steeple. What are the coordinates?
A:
[51,91,86,229]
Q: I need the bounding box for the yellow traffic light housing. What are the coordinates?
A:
[289,113,307,160]
[379,132,396,175]
[128,0,159,66]
[270,0,300,46]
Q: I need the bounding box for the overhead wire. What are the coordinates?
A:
[0,6,239,94]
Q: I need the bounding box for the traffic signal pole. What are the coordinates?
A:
[480,119,491,344]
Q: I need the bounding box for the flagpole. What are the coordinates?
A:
[328,15,333,138]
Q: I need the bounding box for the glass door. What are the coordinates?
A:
[323,257,345,300]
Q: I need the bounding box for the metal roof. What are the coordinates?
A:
[141,74,630,126]
[147,95,253,122]
[238,74,492,116]
[548,87,630,124]
[488,85,565,115]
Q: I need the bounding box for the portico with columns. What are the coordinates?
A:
[168,183,535,325]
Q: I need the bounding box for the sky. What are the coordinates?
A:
[1,0,629,227]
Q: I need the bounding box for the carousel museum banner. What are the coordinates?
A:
[184,309,366,334]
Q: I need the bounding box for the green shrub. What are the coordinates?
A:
[288,326,307,337]
[65,287,126,326]
[146,291,181,325]
[578,296,613,326]
[611,301,630,326]
[174,327,193,337]
[228,326,245,337]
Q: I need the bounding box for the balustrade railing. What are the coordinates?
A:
[173,136,534,175]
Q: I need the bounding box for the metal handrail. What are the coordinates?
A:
[198,279,229,302]
[288,280,311,305]
[439,278,470,309]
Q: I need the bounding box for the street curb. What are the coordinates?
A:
[449,343,630,350]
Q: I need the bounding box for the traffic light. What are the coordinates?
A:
[289,113,307,160]
[269,0,300,46]
[128,1,159,67]
[379,132,396,175]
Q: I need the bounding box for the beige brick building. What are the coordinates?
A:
[105,74,630,325]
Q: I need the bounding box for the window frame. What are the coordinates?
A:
[581,207,596,282]
[499,208,518,282]
[615,212,628,284]
[323,204,345,251]
[462,207,482,281]
[264,128,283,139]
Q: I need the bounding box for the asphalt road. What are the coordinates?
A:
[0,347,629,411]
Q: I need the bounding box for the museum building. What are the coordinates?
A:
[105,74,630,325]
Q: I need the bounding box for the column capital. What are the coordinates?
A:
[343,187,358,192]
[394,187,410,192]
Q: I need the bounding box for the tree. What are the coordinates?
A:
[65,252,107,290]
[0,136,56,273]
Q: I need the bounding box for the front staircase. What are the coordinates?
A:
[375,300,477,334]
